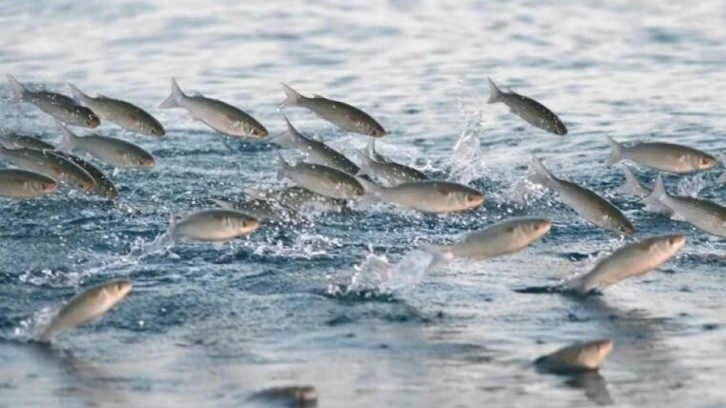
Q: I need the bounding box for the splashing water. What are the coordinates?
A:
[11,306,57,341]
[449,113,488,185]
[676,173,707,197]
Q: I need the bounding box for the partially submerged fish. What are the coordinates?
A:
[7,74,100,128]
[617,165,671,215]
[167,209,260,243]
[49,151,119,199]
[529,156,634,235]
[0,144,96,192]
[278,153,364,200]
[606,136,716,173]
[643,175,726,237]
[69,84,165,137]
[535,339,613,374]
[356,139,428,186]
[211,198,304,223]
[56,120,155,168]
[421,217,551,266]
[246,186,347,213]
[279,83,385,137]
[159,77,267,138]
[487,77,567,136]
[0,132,55,151]
[356,177,485,214]
[0,169,57,199]
[247,385,318,407]
[566,234,686,294]
[39,279,133,342]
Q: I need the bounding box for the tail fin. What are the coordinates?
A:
[277,152,292,180]
[642,174,668,206]
[487,77,502,104]
[528,156,554,188]
[159,77,186,109]
[272,114,298,147]
[619,165,648,198]
[606,136,624,167]
[7,74,28,101]
[67,83,91,104]
[419,243,455,270]
[279,83,304,108]
[210,198,236,210]
[563,274,590,294]
[54,119,77,153]
[718,172,726,184]
[355,147,376,174]
[367,138,387,162]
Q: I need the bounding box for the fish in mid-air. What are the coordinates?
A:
[56,121,155,168]
[166,209,260,244]
[356,177,485,214]
[7,74,100,128]
[0,169,57,199]
[487,77,567,135]
[211,198,305,224]
[0,132,55,151]
[617,165,671,215]
[606,136,716,173]
[246,186,348,213]
[356,139,429,186]
[0,144,96,192]
[535,339,613,374]
[49,151,119,199]
[279,83,385,137]
[278,153,364,200]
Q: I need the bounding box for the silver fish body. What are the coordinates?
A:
[535,339,613,373]
[0,169,57,199]
[211,198,304,223]
[0,133,55,151]
[529,156,634,235]
[247,186,347,213]
[606,136,716,173]
[159,77,267,138]
[248,386,318,406]
[278,153,364,200]
[643,175,726,237]
[49,151,118,199]
[56,121,155,168]
[0,144,96,192]
[7,74,100,128]
[487,77,567,136]
[69,84,165,137]
[280,83,385,137]
[356,177,485,214]
[39,279,133,342]
[171,209,260,242]
[356,139,428,186]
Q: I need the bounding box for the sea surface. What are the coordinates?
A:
[0,1,725,407]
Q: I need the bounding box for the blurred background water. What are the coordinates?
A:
[0,0,725,407]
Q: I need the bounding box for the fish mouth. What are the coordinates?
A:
[86,116,101,128]
[371,128,386,137]
[43,182,58,193]
[699,157,716,169]
[536,219,553,234]
[465,192,486,207]
[619,224,636,236]
[112,279,134,298]
[151,127,166,137]
[139,158,155,168]
[666,234,687,249]
[252,128,269,138]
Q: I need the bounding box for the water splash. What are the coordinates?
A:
[448,110,488,184]
[676,173,707,197]
[11,305,57,341]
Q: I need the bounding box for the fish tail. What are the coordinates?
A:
[7,74,28,101]
[355,145,375,174]
[717,172,726,184]
[210,198,234,210]
[619,165,644,196]
[54,119,77,153]
[419,243,454,269]
[279,83,303,108]
[528,156,553,188]
[67,83,90,104]
[563,274,589,294]
[354,175,383,205]
[643,174,668,206]
[272,113,297,147]
[159,77,185,109]
[487,77,501,104]
[277,152,291,180]
[605,136,623,167]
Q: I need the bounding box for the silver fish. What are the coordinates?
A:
[0,132,55,151]
[273,114,359,174]
[529,156,634,235]
[278,153,364,200]
[211,198,304,224]
[7,74,100,128]
[421,217,551,266]
[246,186,347,213]
[535,339,613,373]
[39,279,133,342]
[617,165,672,215]
[0,144,96,192]
[356,139,428,186]
[356,177,485,214]
[606,136,716,173]
[0,169,57,199]
[566,234,686,294]
[69,84,165,137]
[279,83,385,137]
[643,175,726,237]
[487,77,567,136]
[169,209,260,243]
[247,386,318,407]
[159,77,267,138]
[49,151,119,199]
[56,121,155,168]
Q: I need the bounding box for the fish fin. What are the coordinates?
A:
[97,93,109,99]
[642,174,669,207]
[54,119,77,153]
[6,74,28,101]
[562,274,588,294]
[277,152,291,180]
[528,156,553,188]
[67,83,90,104]
[354,175,383,204]
[211,198,235,209]
[355,147,375,174]
[487,77,501,104]
[419,243,454,269]
[271,114,297,147]
[243,188,268,200]
[159,77,185,109]
[279,83,304,108]
[670,211,687,222]
[619,165,646,197]
[718,172,726,184]
[605,136,623,167]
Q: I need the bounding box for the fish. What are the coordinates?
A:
[528,156,635,235]
[421,217,551,266]
[617,165,672,215]
[0,144,96,192]
[55,120,155,168]
[487,77,567,136]
[535,339,613,374]
[49,151,119,199]
[355,139,429,186]
[566,234,686,294]
[279,83,385,137]
[606,136,716,173]
[277,153,364,200]
[167,209,260,243]
[0,132,55,151]
[7,74,100,128]
[247,386,318,407]
[643,175,726,237]
[355,177,485,214]
[38,279,133,342]
[246,186,347,213]
[0,169,57,199]
[69,84,165,137]
[210,198,304,224]
[273,114,360,174]
[159,77,268,138]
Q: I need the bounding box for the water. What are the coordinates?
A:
[1,0,725,406]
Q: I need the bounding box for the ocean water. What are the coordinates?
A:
[0,0,725,407]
